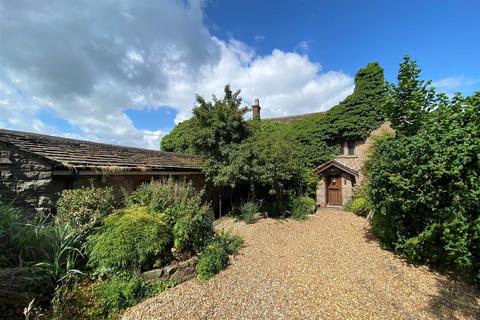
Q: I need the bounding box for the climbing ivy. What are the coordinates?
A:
[279,62,387,167]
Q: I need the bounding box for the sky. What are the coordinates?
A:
[0,0,479,150]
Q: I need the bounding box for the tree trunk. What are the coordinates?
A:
[275,184,284,215]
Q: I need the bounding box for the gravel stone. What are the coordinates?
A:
[123,210,480,320]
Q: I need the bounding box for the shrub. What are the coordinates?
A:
[349,197,371,217]
[51,278,102,320]
[95,276,175,319]
[56,185,115,235]
[240,200,260,224]
[52,276,175,320]
[87,207,172,273]
[288,196,315,220]
[214,230,243,255]
[367,92,480,284]
[125,180,213,254]
[196,242,229,281]
[173,212,213,254]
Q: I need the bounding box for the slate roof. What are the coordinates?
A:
[0,129,202,171]
[266,111,325,123]
[313,160,358,177]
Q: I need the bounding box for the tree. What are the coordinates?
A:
[218,121,308,214]
[367,91,480,284]
[190,85,249,184]
[160,119,195,154]
[384,55,435,135]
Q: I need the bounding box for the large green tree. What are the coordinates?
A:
[160,119,195,154]
[189,85,249,184]
[384,55,435,135]
[366,56,480,284]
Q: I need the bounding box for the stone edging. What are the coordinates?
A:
[141,256,198,284]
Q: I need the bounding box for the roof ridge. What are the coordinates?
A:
[0,128,199,159]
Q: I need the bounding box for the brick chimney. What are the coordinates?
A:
[252,97,261,120]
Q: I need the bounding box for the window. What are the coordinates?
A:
[347,141,355,156]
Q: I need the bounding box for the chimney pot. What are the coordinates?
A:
[252,98,261,120]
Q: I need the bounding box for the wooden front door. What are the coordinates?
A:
[327,175,342,206]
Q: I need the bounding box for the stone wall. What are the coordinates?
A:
[0,141,63,216]
[316,123,393,207]
[335,122,393,184]
[141,256,198,284]
[341,173,354,206]
[316,177,326,207]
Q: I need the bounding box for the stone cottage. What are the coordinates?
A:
[262,100,393,208]
[0,129,205,216]
[313,122,393,207]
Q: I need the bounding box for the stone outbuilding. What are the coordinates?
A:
[0,129,205,216]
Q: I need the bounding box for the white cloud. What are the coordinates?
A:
[0,0,354,150]
[432,76,478,90]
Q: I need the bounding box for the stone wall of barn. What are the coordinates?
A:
[0,141,64,216]
[1,141,208,217]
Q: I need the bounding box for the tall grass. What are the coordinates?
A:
[0,201,84,316]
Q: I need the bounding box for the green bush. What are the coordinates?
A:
[288,196,315,220]
[240,200,260,224]
[87,207,172,273]
[95,276,175,319]
[51,278,102,320]
[125,180,213,254]
[349,197,371,217]
[367,92,480,284]
[196,242,229,281]
[52,276,176,320]
[214,230,243,255]
[56,185,115,235]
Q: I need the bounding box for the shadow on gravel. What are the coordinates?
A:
[363,227,480,319]
[426,276,480,319]
[362,228,379,243]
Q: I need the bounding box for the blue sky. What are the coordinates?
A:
[0,0,478,148]
[205,0,479,89]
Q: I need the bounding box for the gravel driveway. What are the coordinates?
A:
[123,210,480,320]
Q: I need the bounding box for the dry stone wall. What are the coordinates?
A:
[0,141,63,216]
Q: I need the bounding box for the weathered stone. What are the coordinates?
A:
[176,260,189,269]
[0,158,12,164]
[38,196,51,207]
[16,179,50,192]
[188,256,199,266]
[253,212,267,221]
[141,257,198,284]
[141,268,165,281]
[163,265,177,276]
